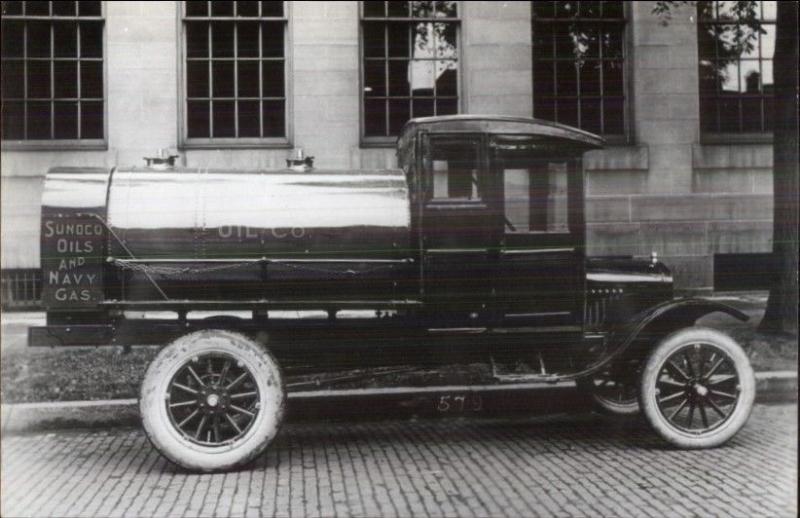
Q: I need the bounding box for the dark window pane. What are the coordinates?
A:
[364,98,386,136]
[25,1,49,15]
[186,22,209,57]
[699,60,717,94]
[1,60,25,98]
[388,98,410,134]
[556,61,577,96]
[437,0,457,18]
[261,60,284,97]
[602,1,623,18]
[27,60,51,98]
[212,60,234,97]
[260,1,283,17]
[363,1,385,17]
[237,60,259,97]
[741,97,762,132]
[700,97,718,132]
[78,1,101,16]
[54,101,78,139]
[1,21,25,57]
[436,97,457,116]
[54,61,78,98]
[534,97,555,121]
[186,60,209,97]
[388,1,408,17]
[54,22,78,57]
[719,97,740,132]
[53,1,75,16]
[187,100,210,137]
[580,60,601,96]
[603,97,624,134]
[412,97,433,118]
[212,22,234,57]
[262,99,283,136]
[28,21,51,58]
[533,25,554,59]
[557,99,578,127]
[435,61,457,96]
[1,101,25,140]
[763,96,773,131]
[80,21,103,58]
[80,60,103,98]
[580,98,601,134]
[262,21,283,57]
[555,1,578,18]
[237,21,259,57]
[388,60,409,96]
[554,23,575,58]
[388,22,409,57]
[3,1,23,15]
[80,102,103,138]
[237,1,259,17]
[185,1,207,17]
[212,100,235,137]
[581,1,602,17]
[533,60,554,97]
[601,25,624,59]
[27,101,50,138]
[363,22,385,58]
[411,1,432,17]
[211,1,233,16]
[364,60,386,97]
[602,59,623,96]
[532,1,554,18]
[238,100,260,137]
[572,25,599,58]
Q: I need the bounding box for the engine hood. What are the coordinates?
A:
[586,257,673,285]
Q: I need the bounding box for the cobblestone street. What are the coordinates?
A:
[1,403,796,517]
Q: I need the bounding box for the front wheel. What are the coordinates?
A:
[140,330,285,472]
[576,365,641,416]
[639,327,755,449]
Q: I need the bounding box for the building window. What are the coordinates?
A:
[531,1,627,138]
[1,1,104,146]
[697,1,775,135]
[182,1,287,146]
[361,1,460,144]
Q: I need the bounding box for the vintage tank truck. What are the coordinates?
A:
[30,115,755,472]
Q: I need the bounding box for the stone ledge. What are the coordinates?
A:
[584,145,649,172]
[693,143,773,171]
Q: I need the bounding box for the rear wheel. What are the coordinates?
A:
[639,327,755,449]
[576,367,640,416]
[140,330,285,472]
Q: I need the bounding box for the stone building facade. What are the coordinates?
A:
[1,1,774,293]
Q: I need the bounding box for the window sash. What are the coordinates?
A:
[360,2,461,145]
[180,1,289,147]
[531,1,629,141]
[1,2,105,148]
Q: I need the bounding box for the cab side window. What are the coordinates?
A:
[503,159,569,233]
[425,137,482,201]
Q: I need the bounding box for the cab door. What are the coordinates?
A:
[419,134,499,325]
[491,139,585,328]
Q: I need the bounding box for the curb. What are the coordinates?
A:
[1,372,796,434]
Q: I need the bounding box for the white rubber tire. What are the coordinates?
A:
[640,327,755,449]
[140,330,285,472]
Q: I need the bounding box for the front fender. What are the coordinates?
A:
[568,298,747,381]
[610,297,748,357]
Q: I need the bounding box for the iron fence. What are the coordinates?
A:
[1,269,42,310]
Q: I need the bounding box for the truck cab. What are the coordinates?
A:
[398,115,600,329]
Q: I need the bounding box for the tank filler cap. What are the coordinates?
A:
[144,148,179,170]
[286,148,314,172]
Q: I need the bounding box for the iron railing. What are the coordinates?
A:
[0,269,42,310]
